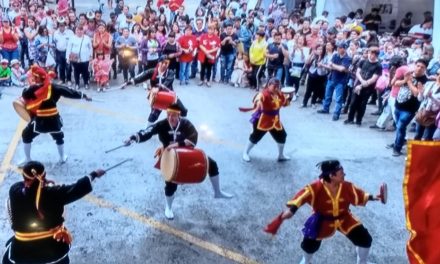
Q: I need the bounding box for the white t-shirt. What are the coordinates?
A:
[408,24,433,37]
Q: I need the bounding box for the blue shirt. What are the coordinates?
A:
[330,53,352,83]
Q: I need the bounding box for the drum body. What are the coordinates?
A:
[149,90,177,110]
[12,97,31,122]
[160,148,208,184]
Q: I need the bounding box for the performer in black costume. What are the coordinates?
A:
[19,66,92,166]
[2,161,105,264]
[125,104,232,219]
[124,57,188,125]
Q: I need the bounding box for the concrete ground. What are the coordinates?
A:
[1,74,409,264]
[0,1,409,264]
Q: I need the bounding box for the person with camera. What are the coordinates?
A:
[115,27,138,83]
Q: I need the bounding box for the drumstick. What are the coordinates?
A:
[104,142,132,154]
[104,158,133,172]
[89,98,105,103]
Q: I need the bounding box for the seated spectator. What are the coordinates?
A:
[0,59,12,86]
[10,59,26,87]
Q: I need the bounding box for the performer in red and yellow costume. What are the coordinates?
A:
[241,78,290,162]
[279,160,382,264]
[19,65,92,166]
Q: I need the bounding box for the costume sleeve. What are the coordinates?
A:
[181,119,198,146]
[53,83,84,99]
[50,176,93,205]
[136,123,159,143]
[348,183,370,207]
[162,70,175,88]
[133,69,153,84]
[286,185,313,208]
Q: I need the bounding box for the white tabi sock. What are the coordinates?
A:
[165,195,174,220]
[242,141,255,162]
[356,246,370,264]
[299,252,314,264]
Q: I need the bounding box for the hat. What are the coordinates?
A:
[57,16,66,24]
[31,65,48,78]
[10,59,20,65]
[351,25,363,34]
[336,41,348,49]
[1,16,9,22]
[1,59,8,64]
[86,11,95,20]
[22,160,50,219]
[167,103,182,114]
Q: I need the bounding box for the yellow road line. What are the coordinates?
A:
[0,119,26,186]
[85,195,260,264]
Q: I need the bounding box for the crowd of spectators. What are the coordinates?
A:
[0,0,439,152]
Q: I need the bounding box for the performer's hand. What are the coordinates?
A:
[83,94,92,101]
[166,143,179,150]
[281,209,293,220]
[90,169,106,180]
[124,136,136,146]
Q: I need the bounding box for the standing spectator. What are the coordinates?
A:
[265,31,284,81]
[161,31,182,79]
[197,23,220,87]
[302,44,328,107]
[131,23,144,74]
[344,47,382,126]
[249,30,267,90]
[414,75,440,140]
[219,22,238,83]
[114,0,125,16]
[408,16,433,40]
[178,25,198,85]
[389,59,428,156]
[140,28,160,72]
[93,21,112,59]
[190,17,206,78]
[24,16,38,66]
[66,25,93,90]
[363,8,381,33]
[0,18,20,62]
[116,5,130,31]
[317,42,352,121]
[116,27,137,82]
[289,35,309,95]
[53,18,74,85]
[238,16,255,54]
[34,25,55,69]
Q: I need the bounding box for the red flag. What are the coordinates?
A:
[264,212,284,235]
[403,141,440,264]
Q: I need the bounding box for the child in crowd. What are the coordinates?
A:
[230,52,245,87]
[10,59,27,87]
[0,59,11,86]
[92,52,114,92]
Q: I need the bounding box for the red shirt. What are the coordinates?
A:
[197,33,220,64]
[169,0,183,12]
[178,35,197,63]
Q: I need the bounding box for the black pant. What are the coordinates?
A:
[20,38,29,67]
[249,64,265,89]
[347,88,374,124]
[55,50,71,83]
[22,124,64,144]
[72,61,89,86]
[119,56,135,81]
[249,122,287,144]
[301,225,372,254]
[303,74,327,106]
[200,58,214,82]
[164,156,218,196]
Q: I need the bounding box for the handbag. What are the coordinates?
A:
[69,37,84,63]
[415,109,437,127]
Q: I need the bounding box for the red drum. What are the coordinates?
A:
[149,89,177,110]
[160,147,209,184]
[12,97,31,122]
